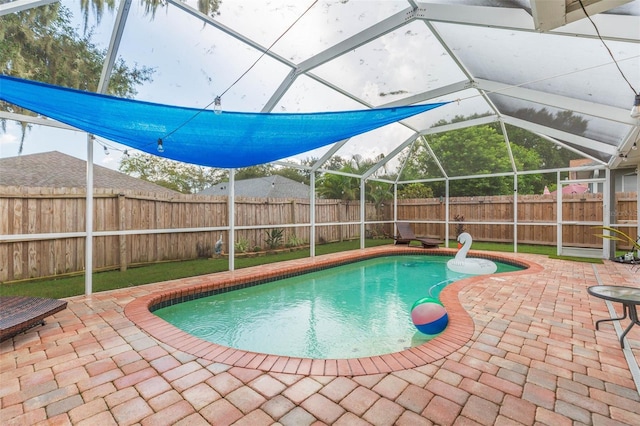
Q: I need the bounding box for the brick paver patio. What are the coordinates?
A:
[1,247,639,425]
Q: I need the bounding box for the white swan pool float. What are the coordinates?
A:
[447,232,497,275]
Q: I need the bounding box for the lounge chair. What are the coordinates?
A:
[0,296,67,342]
[394,222,442,248]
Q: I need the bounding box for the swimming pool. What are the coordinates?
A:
[153,254,522,359]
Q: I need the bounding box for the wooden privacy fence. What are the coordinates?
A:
[234,198,366,248]
[398,193,637,248]
[0,186,637,282]
[0,187,371,282]
[0,187,228,282]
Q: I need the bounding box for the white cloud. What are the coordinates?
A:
[0,132,18,145]
[101,154,117,168]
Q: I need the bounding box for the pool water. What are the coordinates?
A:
[154,255,522,359]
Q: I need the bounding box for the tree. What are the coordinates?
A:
[509,143,546,194]
[367,182,393,208]
[119,155,311,193]
[234,165,274,180]
[316,156,360,200]
[139,0,221,19]
[402,125,514,197]
[77,0,222,32]
[511,108,588,136]
[397,111,587,196]
[0,4,154,153]
[316,155,393,203]
[119,152,225,193]
[398,183,434,199]
[313,155,348,171]
[273,166,310,185]
[78,0,115,31]
[494,111,585,194]
[316,169,359,200]
[499,123,581,170]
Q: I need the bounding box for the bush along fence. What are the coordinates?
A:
[0,186,636,282]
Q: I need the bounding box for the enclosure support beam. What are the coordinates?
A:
[228,169,235,271]
[85,135,94,296]
[556,172,562,257]
[603,168,613,260]
[393,184,398,239]
[637,170,640,259]
[310,172,316,257]
[445,179,450,247]
[513,175,518,254]
[360,179,366,249]
[98,0,132,90]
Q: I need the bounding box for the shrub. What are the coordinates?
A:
[286,234,305,248]
[265,229,284,249]
[234,238,249,253]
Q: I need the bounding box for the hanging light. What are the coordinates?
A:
[103,145,109,155]
[214,96,222,115]
[631,94,640,118]
[157,138,164,153]
[633,142,638,151]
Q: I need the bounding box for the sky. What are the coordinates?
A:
[0,0,468,173]
[1,0,121,169]
[1,0,637,174]
[0,1,364,170]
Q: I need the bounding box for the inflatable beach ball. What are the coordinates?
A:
[411,297,449,335]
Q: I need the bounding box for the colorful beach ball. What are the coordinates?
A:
[411,297,449,335]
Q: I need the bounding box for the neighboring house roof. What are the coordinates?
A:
[0,151,180,194]
[200,175,310,198]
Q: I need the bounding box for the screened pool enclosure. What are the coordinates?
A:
[0,0,638,293]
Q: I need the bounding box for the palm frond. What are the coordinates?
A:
[593,226,640,251]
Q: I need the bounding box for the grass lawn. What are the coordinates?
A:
[0,239,590,299]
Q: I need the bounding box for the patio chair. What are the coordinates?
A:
[394,222,442,248]
[0,296,68,342]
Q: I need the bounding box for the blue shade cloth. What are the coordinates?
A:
[0,75,450,168]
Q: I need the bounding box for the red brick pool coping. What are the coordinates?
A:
[124,246,543,376]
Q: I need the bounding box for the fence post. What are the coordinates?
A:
[339,202,344,242]
[290,199,297,224]
[118,193,128,271]
[290,199,297,242]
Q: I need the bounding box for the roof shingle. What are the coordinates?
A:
[199,175,310,198]
[0,151,180,195]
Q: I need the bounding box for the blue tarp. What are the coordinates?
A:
[0,75,450,167]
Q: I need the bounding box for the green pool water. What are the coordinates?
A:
[154,255,522,359]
